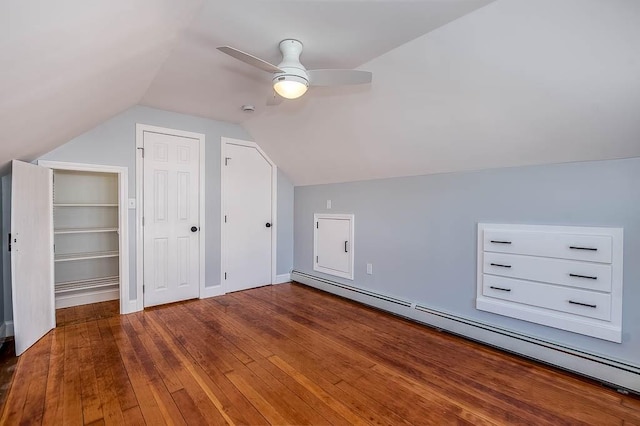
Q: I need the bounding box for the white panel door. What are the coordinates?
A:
[314,214,354,280]
[223,142,273,292]
[143,131,200,307]
[11,160,55,355]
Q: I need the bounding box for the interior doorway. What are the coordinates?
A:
[221,137,277,293]
[136,124,206,308]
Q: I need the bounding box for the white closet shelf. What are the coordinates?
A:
[54,203,118,207]
[55,276,119,294]
[55,251,119,262]
[54,227,118,234]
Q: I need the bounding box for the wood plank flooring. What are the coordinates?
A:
[1,282,639,425]
[0,339,18,412]
[56,299,120,327]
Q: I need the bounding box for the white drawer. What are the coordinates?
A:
[482,275,611,321]
[483,230,612,263]
[483,252,612,292]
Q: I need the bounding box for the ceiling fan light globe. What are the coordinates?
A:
[273,75,308,99]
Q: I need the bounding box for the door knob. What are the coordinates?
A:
[265,223,272,228]
[191,226,199,232]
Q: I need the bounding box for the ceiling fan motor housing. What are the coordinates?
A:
[273,39,309,87]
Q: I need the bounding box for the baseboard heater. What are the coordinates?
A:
[291,270,640,394]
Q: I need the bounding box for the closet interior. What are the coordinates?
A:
[53,169,120,309]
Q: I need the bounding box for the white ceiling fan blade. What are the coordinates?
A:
[266,90,284,106]
[217,46,283,73]
[308,69,372,87]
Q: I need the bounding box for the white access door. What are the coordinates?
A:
[223,141,274,292]
[314,214,355,280]
[143,131,201,307]
[10,160,55,355]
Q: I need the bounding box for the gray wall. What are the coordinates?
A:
[0,180,4,328]
[294,157,640,367]
[39,105,294,301]
[276,169,294,277]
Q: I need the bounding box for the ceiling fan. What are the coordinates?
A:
[217,39,372,103]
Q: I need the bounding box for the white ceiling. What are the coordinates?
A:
[0,0,492,175]
[2,0,639,185]
[0,0,203,172]
[141,0,493,123]
[244,0,640,185]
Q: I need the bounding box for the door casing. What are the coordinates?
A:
[135,124,206,310]
[38,160,131,314]
[313,213,355,280]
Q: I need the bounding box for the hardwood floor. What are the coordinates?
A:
[56,299,120,327]
[0,339,18,412]
[1,283,639,425]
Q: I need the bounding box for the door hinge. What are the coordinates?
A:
[142,285,145,293]
[316,256,318,263]
[316,222,319,229]
[7,233,11,252]
[53,244,55,253]
[224,215,227,223]
[224,157,231,166]
[224,272,227,280]
[137,147,144,158]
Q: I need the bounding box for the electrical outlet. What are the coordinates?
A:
[366,263,373,275]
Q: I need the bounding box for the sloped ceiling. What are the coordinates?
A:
[2,0,639,186]
[244,0,640,185]
[0,0,203,171]
[141,0,493,123]
[0,0,492,175]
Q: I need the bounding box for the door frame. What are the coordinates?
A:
[220,137,277,293]
[313,213,355,280]
[37,160,131,314]
[135,124,206,311]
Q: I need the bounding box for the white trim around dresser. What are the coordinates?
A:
[476,223,623,342]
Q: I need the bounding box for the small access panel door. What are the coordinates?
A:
[314,214,354,280]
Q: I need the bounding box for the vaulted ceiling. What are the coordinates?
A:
[2,0,639,185]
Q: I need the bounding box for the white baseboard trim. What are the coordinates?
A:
[55,289,119,309]
[1,320,14,338]
[125,285,224,312]
[274,273,291,284]
[201,285,225,299]
[291,270,640,394]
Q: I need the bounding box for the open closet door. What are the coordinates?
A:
[10,160,55,355]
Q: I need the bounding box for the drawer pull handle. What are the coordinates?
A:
[490,286,511,292]
[569,273,597,280]
[569,246,598,251]
[568,300,597,308]
[490,240,512,244]
[490,263,511,268]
